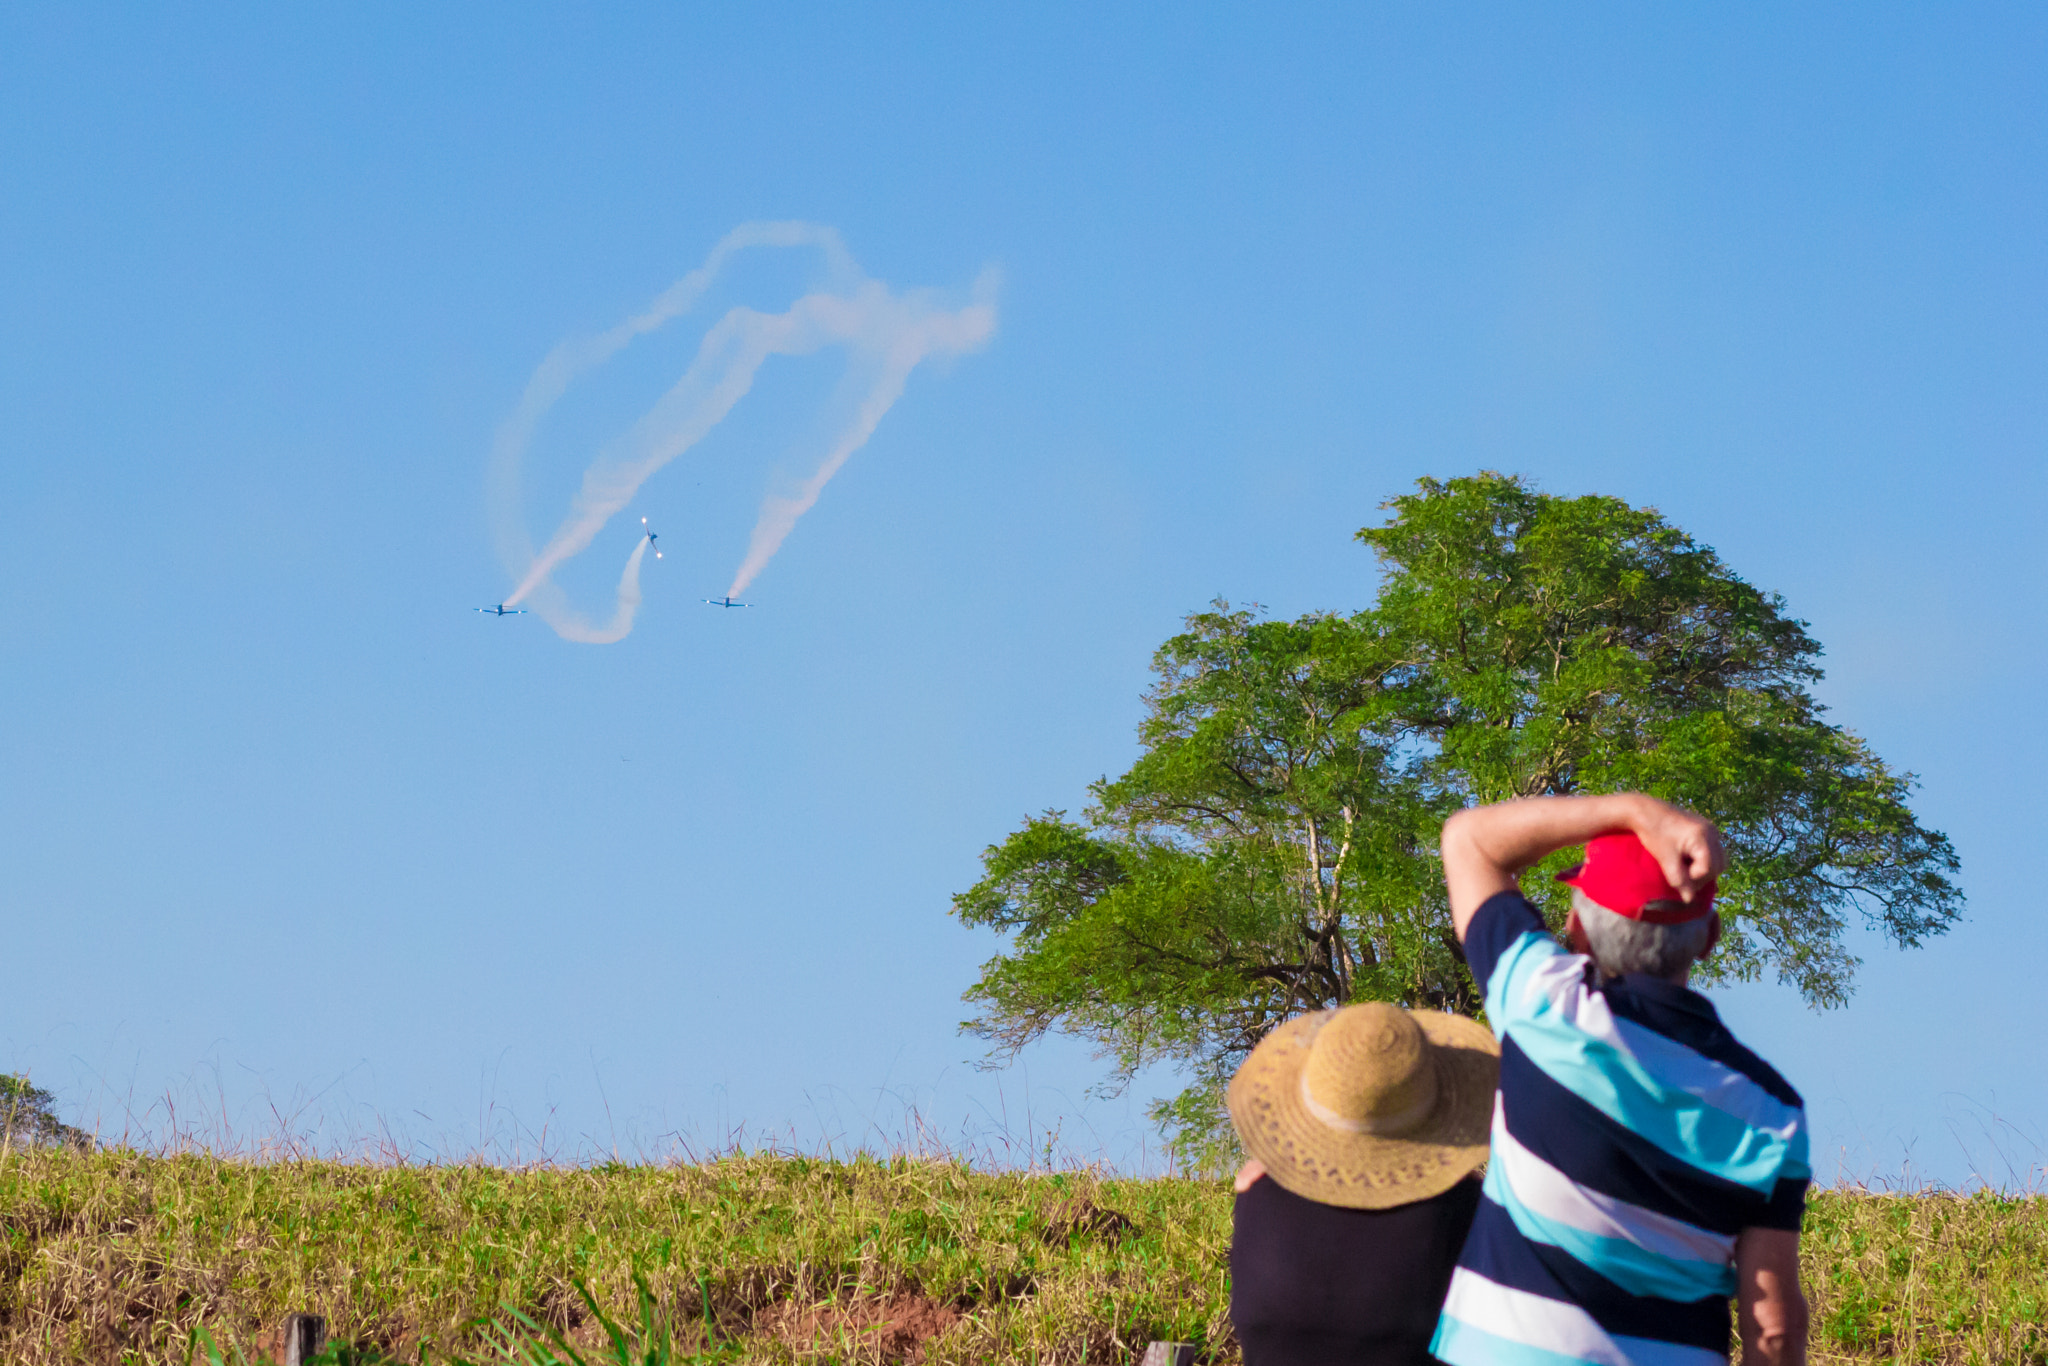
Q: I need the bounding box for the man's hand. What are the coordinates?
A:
[1442,793,1726,942]
[1637,800,1724,905]
[1734,1227,1808,1366]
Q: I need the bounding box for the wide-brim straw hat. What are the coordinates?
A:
[1227,1002,1499,1209]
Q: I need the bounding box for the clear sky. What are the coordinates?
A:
[3,5,2043,1185]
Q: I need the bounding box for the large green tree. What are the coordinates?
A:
[953,473,1962,1166]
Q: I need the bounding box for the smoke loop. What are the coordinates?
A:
[488,223,997,643]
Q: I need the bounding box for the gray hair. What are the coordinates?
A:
[1571,890,1713,980]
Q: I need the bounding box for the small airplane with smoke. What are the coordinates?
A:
[703,596,749,609]
[489,225,993,645]
[641,517,663,559]
[475,604,528,616]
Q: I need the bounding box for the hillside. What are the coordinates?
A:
[1,1150,2041,1364]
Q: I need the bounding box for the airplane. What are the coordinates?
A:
[703,596,750,609]
[475,604,527,616]
[641,517,663,558]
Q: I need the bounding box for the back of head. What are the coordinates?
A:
[1571,889,1713,979]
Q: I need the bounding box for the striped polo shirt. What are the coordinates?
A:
[1432,891,1809,1366]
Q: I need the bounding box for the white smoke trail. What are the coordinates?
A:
[725,283,999,598]
[489,223,996,642]
[530,534,651,645]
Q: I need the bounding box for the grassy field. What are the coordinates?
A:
[1,1147,2043,1365]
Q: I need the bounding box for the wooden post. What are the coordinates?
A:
[1139,1344,1196,1366]
[282,1313,328,1366]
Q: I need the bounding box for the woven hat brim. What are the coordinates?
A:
[1227,1008,1500,1210]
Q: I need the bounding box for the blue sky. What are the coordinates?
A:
[3,5,2043,1184]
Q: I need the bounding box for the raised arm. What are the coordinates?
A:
[1734,1227,1808,1366]
[1441,793,1724,943]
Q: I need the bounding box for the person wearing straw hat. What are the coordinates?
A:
[1227,1000,1501,1365]
[1429,794,1811,1366]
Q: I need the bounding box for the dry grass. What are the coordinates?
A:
[1801,1188,2048,1366]
[3,1147,2044,1364]
[0,1148,1227,1365]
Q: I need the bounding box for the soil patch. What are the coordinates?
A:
[1043,1195,1138,1244]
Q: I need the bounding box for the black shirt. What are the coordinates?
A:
[1231,1173,1482,1366]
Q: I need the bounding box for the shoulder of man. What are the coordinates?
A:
[1601,982,1806,1111]
[1462,889,1553,995]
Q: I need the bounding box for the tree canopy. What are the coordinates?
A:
[952,473,1963,1166]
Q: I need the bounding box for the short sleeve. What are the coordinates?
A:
[1466,891,1573,1038]
[1751,1176,1810,1232]
[1462,891,1549,990]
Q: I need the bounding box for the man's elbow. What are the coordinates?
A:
[1743,1290,1810,1366]
[1781,1291,1811,1346]
[1440,807,1477,855]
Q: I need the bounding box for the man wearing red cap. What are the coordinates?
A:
[1429,794,1810,1366]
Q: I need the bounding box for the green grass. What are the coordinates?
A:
[0,1149,1227,1365]
[2,1148,2043,1364]
[1801,1189,2048,1366]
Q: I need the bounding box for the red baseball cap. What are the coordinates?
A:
[1554,831,1715,923]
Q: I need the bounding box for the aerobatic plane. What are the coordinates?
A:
[703,596,749,609]
[642,517,663,558]
[475,604,527,616]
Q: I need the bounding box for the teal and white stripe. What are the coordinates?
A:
[1484,930,1810,1192]
[1483,1097,1738,1300]
[1434,1269,1729,1366]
